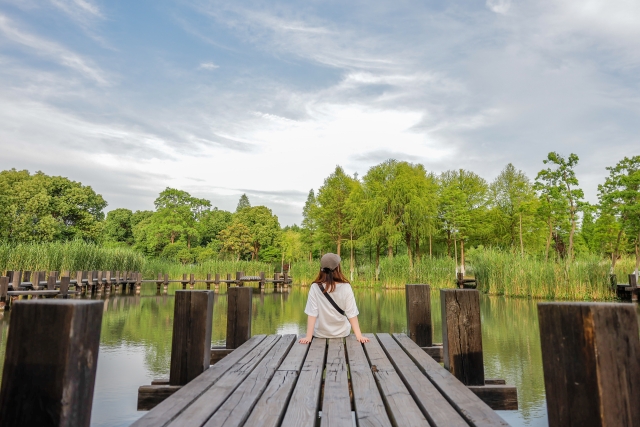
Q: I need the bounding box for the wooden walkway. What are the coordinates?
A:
[132,333,508,427]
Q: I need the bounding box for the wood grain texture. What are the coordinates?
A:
[467,385,518,410]
[538,303,640,427]
[281,338,327,427]
[166,335,281,427]
[345,334,392,427]
[137,385,182,410]
[362,333,429,427]
[377,333,467,427]
[227,287,253,349]
[170,291,214,386]
[0,300,103,427]
[441,289,485,385]
[210,347,234,365]
[321,338,352,427]
[203,334,296,427]
[245,336,310,427]
[131,334,267,427]
[393,333,509,427]
[422,346,443,363]
[406,284,432,347]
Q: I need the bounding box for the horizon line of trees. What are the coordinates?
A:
[0,152,638,274]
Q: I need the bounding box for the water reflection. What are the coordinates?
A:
[0,285,548,427]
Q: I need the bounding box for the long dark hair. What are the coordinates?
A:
[313,264,349,293]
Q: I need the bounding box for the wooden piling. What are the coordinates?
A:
[406,284,432,347]
[259,271,265,290]
[181,273,188,290]
[0,277,8,310]
[163,273,169,292]
[59,276,70,299]
[206,273,212,290]
[47,271,58,291]
[156,273,163,292]
[630,273,638,302]
[226,287,252,349]
[236,271,242,287]
[214,273,220,291]
[11,271,21,291]
[441,289,484,386]
[169,291,214,386]
[0,299,103,427]
[189,273,195,290]
[538,302,640,427]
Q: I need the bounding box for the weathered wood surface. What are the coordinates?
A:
[321,338,352,427]
[170,291,214,386]
[467,385,518,410]
[362,333,429,427]
[393,333,509,427]
[137,385,182,410]
[422,345,443,363]
[377,333,467,426]
[210,346,234,365]
[441,289,485,385]
[345,334,391,427]
[227,287,253,349]
[0,300,103,427]
[406,284,432,346]
[281,338,326,427]
[538,303,640,427]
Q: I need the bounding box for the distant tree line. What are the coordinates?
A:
[0,152,638,272]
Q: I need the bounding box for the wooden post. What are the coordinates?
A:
[59,276,70,299]
[441,289,484,385]
[163,273,169,293]
[538,302,640,427]
[206,273,212,290]
[76,271,84,292]
[23,271,31,283]
[259,271,265,290]
[189,273,195,290]
[283,271,289,290]
[181,273,188,290]
[96,271,104,294]
[226,287,252,349]
[156,273,162,293]
[629,273,638,302]
[214,273,220,292]
[47,271,58,291]
[406,284,432,347]
[136,273,142,294]
[0,299,103,427]
[236,271,242,287]
[105,271,112,294]
[0,277,8,310]
[11,271,22,291]
[169,291,214,386]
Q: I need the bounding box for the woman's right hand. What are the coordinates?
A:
[299,336,313,344]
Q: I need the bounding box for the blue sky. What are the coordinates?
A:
[1,0,638,225]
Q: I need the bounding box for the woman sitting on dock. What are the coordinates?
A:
[299,253,369,344]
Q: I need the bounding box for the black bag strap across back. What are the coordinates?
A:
[316,282,346,316]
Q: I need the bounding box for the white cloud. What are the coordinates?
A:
[487,0,512,14]
[198,62,219,70]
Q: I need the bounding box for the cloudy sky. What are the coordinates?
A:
[0,0,638,225]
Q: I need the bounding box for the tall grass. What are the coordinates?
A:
[142,259,274,280]
[0,241,145,272]
[468,248,636,300]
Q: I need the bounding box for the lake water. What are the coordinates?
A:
[0,285,548,426]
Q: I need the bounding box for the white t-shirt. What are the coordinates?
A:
[304,282,359,338]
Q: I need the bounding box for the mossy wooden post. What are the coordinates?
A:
[538,302,640,427]
[181,274,188,290]
[189,273,195,290]
[214,273,220,292]
[406,284,432,347]
[441,289,484,386]
[169,291,214,386]
[226,287,252,349]
[0,300,103,427]
[0,277,9,310]
[206,273,212,290]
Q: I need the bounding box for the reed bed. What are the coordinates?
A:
[142,259,275,280]
[0,241,145,272]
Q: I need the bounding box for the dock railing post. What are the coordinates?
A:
[538,302,640,426]
[189,273,195,290]
[206,273,212,290]
[441,289,484,385]
[259,271,265,292]
[235,271,242,287]
[214,273,220,292]
[0,299,103,427]
[406,284,432,346]
[163,273,169,293]
[226,287,252,349]
[59,276,70,299]
[156,273,162,293]
[0,277,9,310]
[169,290,214,386]
[629,273,638,301]
[181,273,188,290]
[136,272,142,294]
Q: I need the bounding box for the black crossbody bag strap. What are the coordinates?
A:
[316,283,346,317]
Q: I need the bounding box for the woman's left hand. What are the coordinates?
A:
[355,335,370,343]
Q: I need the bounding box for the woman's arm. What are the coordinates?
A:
[299,315,317,344]
[348,316,370,343]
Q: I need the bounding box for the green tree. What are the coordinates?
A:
[301,190,319,260]
[598,156,640,274]
[218,222,253,261]
[316,166,357,256]
[236,194,251,212]
[234,206,281,260]
[103,208,134,245]
[199,208,233,248]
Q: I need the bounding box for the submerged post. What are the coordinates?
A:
[0,300,103,427]
[226,287,252,349]
[406,284,432,347]
[538,303,640,427]
[169,291,214,386]
[441,289,484,385]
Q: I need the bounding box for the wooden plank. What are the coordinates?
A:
[203,335,296,427]
[406,284,432,346]
[377,333,467,427]
[244,336,310,427]
[538,303,640,427]
[137,385,182,410]
[362,333,429,427]
[422,345,443,363]
[441,289,484,385]
[226,287,252,349]
[210,347,234,365]
[7,290,59,296]
[166,335,281,427]
[281,338,327,427]
[0,300,103,427]
[131,335,267,427]
[467,385,518,410]
[321,338,352,427]
[170,291,214,386]
[393,333,509,427]
[345,334,392,427]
